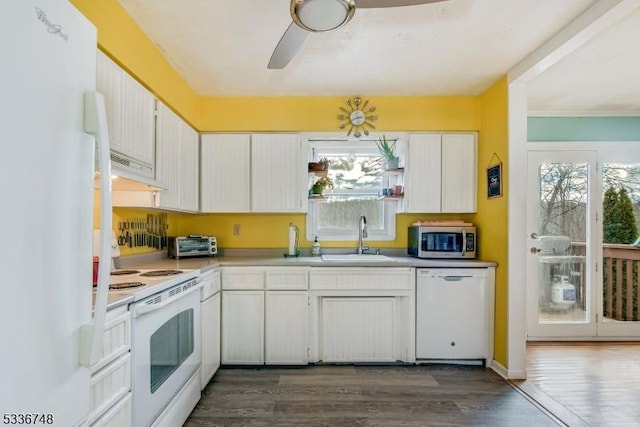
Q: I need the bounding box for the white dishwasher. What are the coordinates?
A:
[416,268,489,366]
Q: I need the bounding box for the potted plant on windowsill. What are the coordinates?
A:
[310,176,333,197]
[376,135,399,170]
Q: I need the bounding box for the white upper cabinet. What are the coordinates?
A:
[404,133,442,213]
[180,123,199,212]
[441,133,477,213]
[96,50,154,168]
[155,102,180,209]
[200,134,251,212]
[251,133,306,212]
[155,101,199,211]
[405,133,477,213]
[200,133,306,213]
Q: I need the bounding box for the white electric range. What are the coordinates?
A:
[108,267,202,426]
[108,268,199,301]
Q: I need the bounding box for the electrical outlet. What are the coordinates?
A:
[233,224,241,236]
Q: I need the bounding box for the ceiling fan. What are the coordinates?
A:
[268,0,449,69]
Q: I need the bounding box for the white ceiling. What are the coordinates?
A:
[118,0,640,115]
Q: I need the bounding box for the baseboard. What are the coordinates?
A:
[490,359,526,379]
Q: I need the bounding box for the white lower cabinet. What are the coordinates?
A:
[321,297,397,362]
[89,394,131,427]
[221,290,265,364]
[265,291,308,364]
[221,266,309,365]
[89,305,132,427]
[309,267,415,363]
[201,269,221,389]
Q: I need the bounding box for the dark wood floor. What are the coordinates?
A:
[512,342,640,427]
[185,365,560,426]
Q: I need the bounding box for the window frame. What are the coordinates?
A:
[304,134,406,242]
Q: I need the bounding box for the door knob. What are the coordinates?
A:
[530,247,542,254]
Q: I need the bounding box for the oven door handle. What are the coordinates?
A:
[133,284,202,318]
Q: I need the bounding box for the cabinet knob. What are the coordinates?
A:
[450,341,456,347]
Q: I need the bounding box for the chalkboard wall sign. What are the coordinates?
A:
[487,153,502,198]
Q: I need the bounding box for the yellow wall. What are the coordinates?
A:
[200,96,479,132]
[74,1,510,365]
[70,0,200,127]
[174,212,477,250]
[477,77,509,366]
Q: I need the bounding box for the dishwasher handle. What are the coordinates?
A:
[443,275,472,281]
[417,269,486,279]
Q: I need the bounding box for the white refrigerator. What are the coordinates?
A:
[0,1,112,425]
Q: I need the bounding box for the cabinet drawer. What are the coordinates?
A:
[265,268,309,290]
[90,393,131,427]
[89,353,131,424]
[201,268,221,298]
[222,268,264,290]
[91,307,131,373]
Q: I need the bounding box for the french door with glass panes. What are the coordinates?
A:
[527,149,640,339]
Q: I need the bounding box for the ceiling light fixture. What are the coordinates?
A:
[291,0,356,32]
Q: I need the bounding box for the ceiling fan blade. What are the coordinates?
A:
[356,0,448,8]
[268,22,311,69]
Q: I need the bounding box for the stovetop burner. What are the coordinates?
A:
[109,281,146,290]
[110,269,141,276]
[139,269,183,277]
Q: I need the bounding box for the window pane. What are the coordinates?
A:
[601,162,640,323]
[318,198,383,231]
[323,154,383,194]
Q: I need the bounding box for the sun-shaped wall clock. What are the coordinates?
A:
[337,96,377,138]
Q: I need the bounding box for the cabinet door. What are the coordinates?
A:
[221,291,264,364]
[96,50,154,168]
[405,134,442,213]
[251,134,305,212]
[321,297,397,363]
[265,291,308,364]
[155,102,181,209]
[120,74,155,167]
[180,123,199,211]
[201,292,220,389]
[96,51,123,155]
[441,133,477,213]
[200,134,251,212]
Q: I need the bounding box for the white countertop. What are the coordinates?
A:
[103,253,496,310]
[122,254,497,271]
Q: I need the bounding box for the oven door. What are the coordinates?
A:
[131,284,201,427]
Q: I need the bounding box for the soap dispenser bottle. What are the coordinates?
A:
[311,236,321,256]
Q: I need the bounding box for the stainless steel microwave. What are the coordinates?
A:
[168,235,217,259]
[408,225,476,259]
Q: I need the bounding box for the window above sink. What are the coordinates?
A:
[306,135,406,242]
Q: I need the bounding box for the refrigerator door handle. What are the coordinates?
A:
[80,91,113,366]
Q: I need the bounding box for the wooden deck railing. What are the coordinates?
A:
[571,243,640,321]
[602,245,640,321]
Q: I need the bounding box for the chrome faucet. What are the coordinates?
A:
[357,215,369,254]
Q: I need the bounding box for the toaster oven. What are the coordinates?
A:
[168,235,217,259]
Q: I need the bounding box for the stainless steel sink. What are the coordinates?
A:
[321,254,395,262]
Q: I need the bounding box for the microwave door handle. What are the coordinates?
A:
[461,230,466,256]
